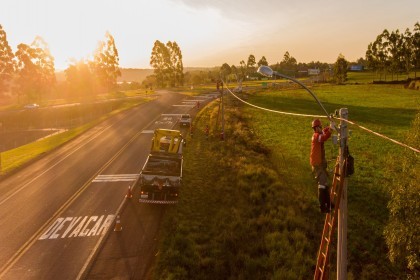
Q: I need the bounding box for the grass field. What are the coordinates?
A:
[154,78,419,279]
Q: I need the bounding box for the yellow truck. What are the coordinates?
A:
[137,129,184,204]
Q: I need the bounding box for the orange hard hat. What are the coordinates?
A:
[312,119,322,128]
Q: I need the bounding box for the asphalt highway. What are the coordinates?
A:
[0,91,213,279]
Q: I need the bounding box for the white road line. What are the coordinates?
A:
[172,104,195,107]
[0,124,113,207]
[141,130,154,134]
[161,114,183,117]
[92,174,139,182]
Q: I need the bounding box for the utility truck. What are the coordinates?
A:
[138,129,183,204]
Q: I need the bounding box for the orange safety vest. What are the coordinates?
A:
[310,128,331,166]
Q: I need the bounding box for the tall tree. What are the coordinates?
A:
[279,51,297,75]
[246,54,256,76]
[333,53,348,84]
[0,25,15,96]
[220,63,231,80]
[413,22,420,78]
[257,56,268,67]
[93,31,121,92]
[387,29,405,79]
[167,41,184,86]
[366,23,420,80]
[239,60,247,80]
[150,40,171,87]
[14,36,55,103]
[65,59,95,99]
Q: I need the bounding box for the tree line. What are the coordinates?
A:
[1,21,418,102]
[216,52,349,85]
[366,22,420,80]
[212,22,419,85]
[0,25,121,103]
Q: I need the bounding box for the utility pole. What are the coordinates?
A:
[221,80,225,140]
[337,108,348,279]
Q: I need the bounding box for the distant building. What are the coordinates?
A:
[349,65,364,71]
[308,69,320,75]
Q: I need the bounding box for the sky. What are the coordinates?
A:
[1,0,419,70]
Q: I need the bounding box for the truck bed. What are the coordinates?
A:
[141,155,182,176]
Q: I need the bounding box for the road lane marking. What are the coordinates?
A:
[92,174,139,182]
[161,114,183,117]
[0,124,146,277]
[141,130,154,133]
[0,125,113,207]
[172,104,195,107]
[0,101,170,278]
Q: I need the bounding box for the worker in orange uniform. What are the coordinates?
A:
[310,119,333,213]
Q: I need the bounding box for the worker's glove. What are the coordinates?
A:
[329,121,338,132]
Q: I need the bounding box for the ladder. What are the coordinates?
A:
[314,156,347,280]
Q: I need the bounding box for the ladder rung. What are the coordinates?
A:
[318,267,324,273]
[328,222,333,228]
[322,252,327,258]
[324,237,330,243]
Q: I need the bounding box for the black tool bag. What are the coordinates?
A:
[345,146,354,176]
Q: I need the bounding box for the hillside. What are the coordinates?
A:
[118,68,154,83]
[55,67,217,83]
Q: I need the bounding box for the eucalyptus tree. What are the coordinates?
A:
[0,25,15,96]
[413,22,420,78]
[366,30,390,80]
[246,54,256,76]
[279,51,297,76]
[366,23,420,80]
[401,28,414,78]
[239,60,247,80]
[387,29,406,79]
[167,41,184,86]
[150,40,171,87]
[93,31,121,92]
[257,56,268,67]
[14,36,55,103]
[150,40,184,88]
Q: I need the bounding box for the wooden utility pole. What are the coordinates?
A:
[337,108,348,279]
[221,81,225,140]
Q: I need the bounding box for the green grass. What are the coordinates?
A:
[1,124,90,173]
[0,97,152,175]
[239,84,419,278]
[154,81,419,279]
[155,98,319,279]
